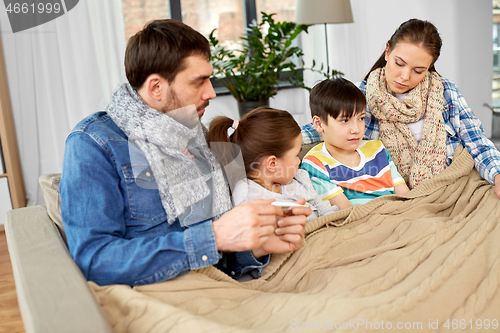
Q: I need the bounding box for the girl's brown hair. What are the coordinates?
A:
[207,106,301,179]
[364,18,442,81]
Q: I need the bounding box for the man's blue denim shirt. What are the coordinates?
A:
[60,112,268,286]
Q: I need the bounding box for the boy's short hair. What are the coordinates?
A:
[309,78,367,124]
[125,19,211,90]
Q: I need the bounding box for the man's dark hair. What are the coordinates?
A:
[125,19,211,89]
[309,78,366,124]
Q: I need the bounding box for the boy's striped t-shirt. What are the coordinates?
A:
[301,140,405,205]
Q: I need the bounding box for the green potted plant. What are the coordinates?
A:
[209,12,342,117]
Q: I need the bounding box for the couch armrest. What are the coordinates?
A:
[5,205,112,333]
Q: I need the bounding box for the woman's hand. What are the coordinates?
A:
[494,174,500,199]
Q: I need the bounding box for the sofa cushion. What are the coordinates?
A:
[39,173,65,243]
[299,142,318,160]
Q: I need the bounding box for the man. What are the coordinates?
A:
[60,19,310,286]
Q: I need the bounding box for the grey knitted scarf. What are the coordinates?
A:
[106,83,231,226]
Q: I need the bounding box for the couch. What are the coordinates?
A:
[4,143,318,332]
[5,173,113,333]
[13,144,500,332]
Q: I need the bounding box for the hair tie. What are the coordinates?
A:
[231,120,239,130]
[228,120,239,138]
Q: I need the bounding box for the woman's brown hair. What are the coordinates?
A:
[364,18,442,81]
[207,106,301,180]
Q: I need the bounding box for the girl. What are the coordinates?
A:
[207,107,338,221]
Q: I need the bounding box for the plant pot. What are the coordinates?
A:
[237,100,270,118]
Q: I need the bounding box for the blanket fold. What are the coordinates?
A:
[90,145,500,333]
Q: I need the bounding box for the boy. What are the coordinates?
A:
[301,78,410,210]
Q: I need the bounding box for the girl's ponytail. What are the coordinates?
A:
[207,107,300,180]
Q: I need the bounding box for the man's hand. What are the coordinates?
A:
[212,199,281,252]
[252,198,311,258]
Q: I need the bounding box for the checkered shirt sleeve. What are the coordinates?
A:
[301,123,322,145]
[442,78,500,184]
[358,81,380,140]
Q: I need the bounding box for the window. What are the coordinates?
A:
[121,0,171,41]
[120,0,299,93]
[121,0,296,43]
[180,0,245,51]
[256,0,296,24]
[495,22,500,71]
[493,0,500,106]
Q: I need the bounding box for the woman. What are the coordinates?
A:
[302,18,500,197]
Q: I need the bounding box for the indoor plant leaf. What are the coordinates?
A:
[209,12,342,103]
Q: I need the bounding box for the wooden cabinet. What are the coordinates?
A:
[0,33,27,224]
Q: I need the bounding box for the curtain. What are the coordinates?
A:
[0,0,127,205]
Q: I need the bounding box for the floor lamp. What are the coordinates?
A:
[295,0,354,74]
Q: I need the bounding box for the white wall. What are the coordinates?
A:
[202,88,309,127]
[298,0,493,135]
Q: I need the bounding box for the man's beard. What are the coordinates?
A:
[161,87,182,114]
[161,87,209,118]
[161,88,200,129]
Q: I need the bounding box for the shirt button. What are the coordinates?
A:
[202,255,208,261]
[231,271,235,276]
[146,172,151,177]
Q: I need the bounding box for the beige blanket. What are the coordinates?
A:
[90,146,500,332]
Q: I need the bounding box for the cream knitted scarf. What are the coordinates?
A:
[106,83,232,226]
[366,68,447,188]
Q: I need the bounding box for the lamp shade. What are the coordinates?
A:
[295,0,353,25]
